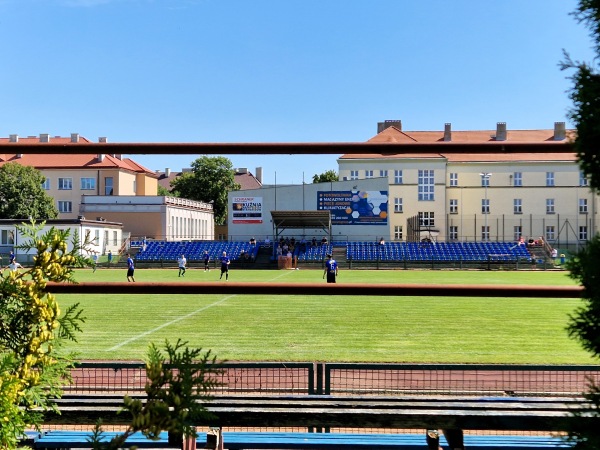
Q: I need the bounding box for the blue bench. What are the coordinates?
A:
[33,430,570,450]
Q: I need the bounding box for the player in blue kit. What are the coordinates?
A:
[323,253,338,283]
[220,251,230,280]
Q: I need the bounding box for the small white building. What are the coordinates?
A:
[0,218,123,263]
[80,195,214,241]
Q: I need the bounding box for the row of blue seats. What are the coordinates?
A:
[132,240,258,262]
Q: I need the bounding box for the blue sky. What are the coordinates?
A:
[0,0,594,185]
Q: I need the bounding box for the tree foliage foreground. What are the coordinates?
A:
[0,222,88,449]
[562,1,600,448]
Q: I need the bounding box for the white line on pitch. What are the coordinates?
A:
[107,272,295,351]
[107,295,236,351]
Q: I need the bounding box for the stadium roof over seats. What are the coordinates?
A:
[270,211,331,236]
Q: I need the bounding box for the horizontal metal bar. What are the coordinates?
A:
[6,141,573,155]
[48,282,582,298]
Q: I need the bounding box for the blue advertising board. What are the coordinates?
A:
[317,190,388,225]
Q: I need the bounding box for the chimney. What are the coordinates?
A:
[98,154,105,162]
[495,122,507,141]
[40,133,50,143]
[165,168,171,177]
[255,167,263,184]
[554,121,566,140]
[443,123,452,142]
[98,137,108,143]
[9,134,18,143]
[70,133,80,143]
[377,120,402,134]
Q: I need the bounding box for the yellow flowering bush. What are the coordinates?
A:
[0,222,89,449]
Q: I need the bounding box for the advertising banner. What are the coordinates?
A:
[232,197,263,224]
[317,190,388,225]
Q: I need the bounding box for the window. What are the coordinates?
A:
[394,225,403,240]
[418,211,435,227]
[418,170,434,201]
[546,172,555,187]
[513,226,522,241]
[349,170,359,181]
[579,226,588,241]
[95,230,100,244]
[105,177,114,195]
[481,175,490,187]
[58,201,72,213]
[58,178,73,190]
[1,230,14,245]
[546,199,555,214]
[513,172,522,187]
[449,173,458,187]
[394,197,403,213]
[41,178,50,190]
[449,199,458,214]
[365,170,374,179]
[579,198,588,213]
[482,198,490,214]
[449,226,458,240]
[81,177,96,190]
[113,231,118,246]
[513,199,522,214]
[394,170,403,184]
[481,226,490,241]
[546,226,555,241]
[580,171,589,187]
[379,170,388,178]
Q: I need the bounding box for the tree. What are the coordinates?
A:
[0,222,88,449]
[0,163,59,219]
[170,156,240,225]
[157,184,172,196]
[312,170,338,184]
[562,1,600,448]
[89,339,222,449]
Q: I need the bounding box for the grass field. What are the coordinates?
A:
[57,268,591,364]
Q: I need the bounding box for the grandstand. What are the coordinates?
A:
[130,239,541,269]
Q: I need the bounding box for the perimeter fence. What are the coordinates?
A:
[68,361,600,398]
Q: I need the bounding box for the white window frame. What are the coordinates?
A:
[365,170,374,179]
[394,170,403,184]
[513,172,522,187]
[580,171,589,187]
[546,172,555,187]
[449,199,458,214]
[349,170,359,181]
[546,226,555,241]
[81,177,96,190]
[546,199,555,214]
[394,198,403,213]
[579,226,588,241]
[394,225,403,240]
[482,198,490,214]
[41,178,50,190]
[418,170,434,201]
[379,169,388,178]
[1,230,14,245]
[481,226,490,241]
[418,211,435,227]
[449,173,458,187]
[58,201,72,213]
[449,226,458,240]
[513,226,522,241]
[579,198,588,213]
[58,177,73,190]
[513,199,522,214]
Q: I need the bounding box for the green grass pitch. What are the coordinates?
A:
[57,267,591,364]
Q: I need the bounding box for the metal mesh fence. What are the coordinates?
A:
[67,362,600,397]
[324,364,600,397]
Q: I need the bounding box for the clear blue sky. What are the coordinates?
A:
[0,0,594,185]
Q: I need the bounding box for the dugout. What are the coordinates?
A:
[271,210,332,242]
[271,211,331,269]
